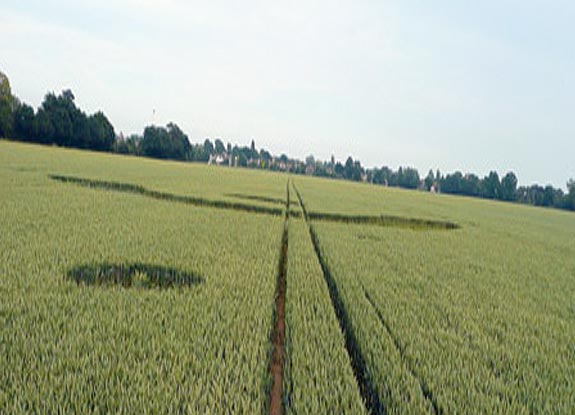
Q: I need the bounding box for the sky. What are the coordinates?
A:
[0,0,573,188]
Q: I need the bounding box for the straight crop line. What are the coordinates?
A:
[307,212,460,231]
[225,192,299,207]
[363,289,442,415]
[292,183,384,415]
[268,180,290,415]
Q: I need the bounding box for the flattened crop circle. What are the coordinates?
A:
[67,262,204,289]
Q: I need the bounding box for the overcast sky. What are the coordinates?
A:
[1,0,573,188]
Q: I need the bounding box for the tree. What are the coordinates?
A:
[238,152,248,167]
[435,169,442,192]
[41,90,75,146]
[141,124,190,160]
[0,71,14,138]
[305,155,315,167]
[568,179,575,211]
[481,171,501,199]
[500,172,518,201]
[13,101,35,140]
[462,174,481,196]
[314,160,329,177]
[260,149,272,164]
[114,134,141,155]
[88,111,115,151]
[203,138,214,156]
[334,162,344,177]
[397,167,420,189]
[214,139,225,154]
[73,110,91,148]
[441,171,464,194]
[352,160,364,181]
[371,167,385,185]
[344,157,354,180]
[33,89,113,150]
[424,169,435,190]
[141,125,168,159]
[165,123,191,160]
[541,185,556,207]
[34,109,54,143]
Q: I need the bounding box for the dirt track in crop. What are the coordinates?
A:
[269,182,290,415]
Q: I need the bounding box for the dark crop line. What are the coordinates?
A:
[225,192,298,207]
[363,289,442,415]
[269,181,290,415]
[307,212,460,231]
[67,262,204,289]
[293,183,384,415]
[291,183,458,231]
[285,181,290,215]
[49,174,286,217]
[292,185,309,221]
[51,175,453,229]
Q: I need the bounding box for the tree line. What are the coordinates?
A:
[0,73,115,152]
[1,70,573,212]
[296,155,574,211]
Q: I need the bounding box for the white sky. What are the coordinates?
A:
[1,0,573,188]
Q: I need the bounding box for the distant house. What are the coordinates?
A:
[305,164,315,175]
[208,153,229,166]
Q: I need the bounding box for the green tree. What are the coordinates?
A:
[0,71,14,138]
[398,167,420,189]
[34,108,54,143]
[140,125,167,158]
[88,111,115,151]
[500,172,518,201]
[141,123,190,160]
[203,138,214,156]
[481,171,501,199]
[141,124,190,160]
[441,171,464,194]
[305,154,315,167]
[568,179,575,211]
[424,169,435,190]
[114,134,141,155]
[214,139,225,154]
[250,139,257,160]
[462,174,481,196]
[13,101,35,140]
[38,90,82,147]
[344,157,354,180]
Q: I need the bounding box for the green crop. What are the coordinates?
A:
[0,141,284,413]
[1,140,574,414]
[295,176,575,415]
[283,214,367,414]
